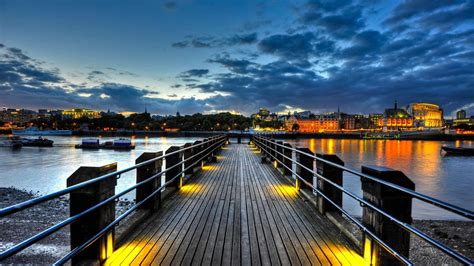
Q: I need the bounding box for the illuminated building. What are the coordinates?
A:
[381,101,413,131]
[0,109,38,124]
[407,103,443,128]
[456,109,466,119]
[453,109,474,127]
[251,108,273,121]
[286,114,339,132]
[62,108,101,119]
[369,114,383,129]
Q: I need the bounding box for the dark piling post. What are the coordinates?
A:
[136,152,163,212]
[276,141,283,168]
[183,143,194,175]
[283,143,293,176]
[296,148,314,190]
[316,154,344,215]
[361,165,415,265]
[67,163,117,264]
[165,146,182,189]
[237,135,241,144]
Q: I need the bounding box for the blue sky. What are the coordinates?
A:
[0,0,473,116]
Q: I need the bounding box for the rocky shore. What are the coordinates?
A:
[0,187,472,264]
[0,187,133,264]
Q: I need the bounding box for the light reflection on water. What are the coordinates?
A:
[286,138,474,220]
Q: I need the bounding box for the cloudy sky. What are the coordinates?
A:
[0,0,473,117]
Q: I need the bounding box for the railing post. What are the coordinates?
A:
[201,138,209,167]
[270,139,276,165]
[67,163,117,264]
[136,152,163,212]
[183,143,194,175]
[237,135,241,144]
[316,154,344,215]
[165,146,182,189]
[192,140,202,170]
[296,148,314,190]
[283,143,293,176]
[361,166,415,266]
[276,141,283,168]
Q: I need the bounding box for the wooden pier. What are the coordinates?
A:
[105,144,364,265]
[1,135,472,265]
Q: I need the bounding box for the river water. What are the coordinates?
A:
[0,136,472,220]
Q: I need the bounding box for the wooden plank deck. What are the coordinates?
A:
[105,143,365,265]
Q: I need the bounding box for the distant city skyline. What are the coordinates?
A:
[1,0,473,117]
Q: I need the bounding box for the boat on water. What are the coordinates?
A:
[75,138,135,150]
[12,127,72,136]
[19,136,54,147]
[363,132,400,140]
[441,146,474,156]
[0,137,23,149]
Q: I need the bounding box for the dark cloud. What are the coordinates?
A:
[178,69,209,79]
[207,55,258,74]
[385,0,465,26]
[171,33,258,48]
[417,1,474,30]
[258,33,316,61]
[299,5,366,39]
[340,30,387,59]
[171,41,189,48]
[228,33,258,45]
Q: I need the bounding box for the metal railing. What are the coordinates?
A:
[0,135,227,265]
[252,135,474,266]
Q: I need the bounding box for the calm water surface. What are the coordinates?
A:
[0,136,472,219]
[288,138,474,220]
[0,136,199,202]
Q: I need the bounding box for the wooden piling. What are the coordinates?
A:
[136,152,163,212]
[67,163,117,264]
[183,143,194,175]
[283,143,293,176]
[316,154,344,215]
[165,146,182,189]
[361,165,415,265]
[296,148,314,190]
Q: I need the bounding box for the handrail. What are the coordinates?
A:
[255,136,474,220]
[252,136,474,265]
[0,135,227,262]
[0,135,224,218]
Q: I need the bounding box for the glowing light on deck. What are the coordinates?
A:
[202,165,217,171]
[179,184,203,194]
[273,184,298,198]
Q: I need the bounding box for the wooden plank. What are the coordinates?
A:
[105,171,207,265]
[161,153,229,265]
[257,149,362,265]
[242,149,262,266]
[173,149,235,264]
[245,149,272,266]
[246,150,310,265]
[146,158,224,265]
